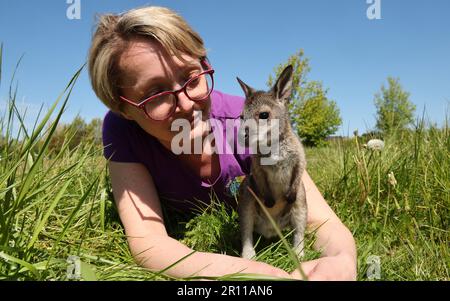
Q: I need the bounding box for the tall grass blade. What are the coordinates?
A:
[0,42,3,87]
[0,251,39,279]
[26,180,72,250]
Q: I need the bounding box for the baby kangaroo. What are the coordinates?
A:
[237,65,307,259]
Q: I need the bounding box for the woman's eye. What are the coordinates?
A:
[186,77,201,90]
[188,75,200,84]
[259,112,270,119]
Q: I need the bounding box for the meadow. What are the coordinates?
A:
[0,56,448,280]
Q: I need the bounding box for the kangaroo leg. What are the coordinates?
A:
[286,162,301,204]
[239,185,257,259]
[291,182,307,258]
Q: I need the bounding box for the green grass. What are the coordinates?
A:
[0,49,448,280]
[305,125,449,280]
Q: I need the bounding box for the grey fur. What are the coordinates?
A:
[237,65,308,259]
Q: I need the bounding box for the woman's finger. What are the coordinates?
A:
[300,259,321,277]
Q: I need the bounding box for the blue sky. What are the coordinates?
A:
[1,0,449,135]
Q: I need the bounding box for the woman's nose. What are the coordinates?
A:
[175,90,194,113]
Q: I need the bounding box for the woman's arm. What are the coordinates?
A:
[295,171,357,280]
[109,161,293,279]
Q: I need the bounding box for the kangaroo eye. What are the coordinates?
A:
[259,112,270,119]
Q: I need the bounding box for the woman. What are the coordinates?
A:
[88,6,356,280]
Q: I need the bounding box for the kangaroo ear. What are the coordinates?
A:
[272,65,293,102]
[236,77,255,99]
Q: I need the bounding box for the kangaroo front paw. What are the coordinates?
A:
[264,195,275,208]
[242,247,256,259]
[285,188,297,204]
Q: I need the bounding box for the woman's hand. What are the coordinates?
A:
[297,171,357,281]
[291,253,357,281]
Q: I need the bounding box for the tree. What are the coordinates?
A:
[374,77,416,134]
[48,116,103,153]
[267,50,342,147]
[85,117,102,145]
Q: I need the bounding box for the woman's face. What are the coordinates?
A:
[117,37,211,149]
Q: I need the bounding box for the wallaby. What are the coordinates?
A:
[236,65,307,259]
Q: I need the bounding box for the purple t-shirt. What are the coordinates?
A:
[102,90,252,211]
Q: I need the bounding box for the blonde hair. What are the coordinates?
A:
[88,6,207,113]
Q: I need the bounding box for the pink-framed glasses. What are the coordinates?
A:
[119,58,215,121]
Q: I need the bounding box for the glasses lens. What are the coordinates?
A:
[185,73,213,101]
[144,94,176,120]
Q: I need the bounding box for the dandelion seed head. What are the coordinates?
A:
[366,139,385,151]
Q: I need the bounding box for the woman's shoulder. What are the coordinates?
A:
[101,110,151,163]
[210,90,245,119]
[102,110,146,138]
[103,110,133,130]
